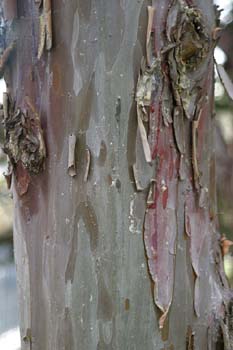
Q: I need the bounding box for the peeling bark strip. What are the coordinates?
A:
[142,0,217,329]
[135,58,161,164]
[147,179,156,206]
[186,326,195,350]
[134,5,161,164]
[137,108,152,164]
[68,134,77,177]
[192,110,201,190]
[132,164,144,191]
[185,192,211,317]
[84,147,91,182]
[37,0,52,59]
[22,328,32,348]
[161,77,173,128]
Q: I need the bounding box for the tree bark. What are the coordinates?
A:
[1,0,232,349]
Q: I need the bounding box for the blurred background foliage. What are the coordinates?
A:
[213,0,233,286]
[215,6,233,237]
[0,84,13,243]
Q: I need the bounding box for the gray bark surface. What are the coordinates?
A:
[1,0,231,349]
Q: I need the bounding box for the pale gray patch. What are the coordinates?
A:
[101,320,113,345]
[71,218,99,350]
[120,0,131,11]
[13,211,31,350]
[65,280,72,308]
[71,9,83,96]
[86,52,107,159]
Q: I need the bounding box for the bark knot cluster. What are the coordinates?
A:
[1,95,46,175]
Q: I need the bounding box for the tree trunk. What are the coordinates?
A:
[1,0,232,349]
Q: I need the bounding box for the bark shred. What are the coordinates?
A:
[140,0,220,330]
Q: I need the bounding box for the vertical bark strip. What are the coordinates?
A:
[143,0,230,338]
[1,0,231,349]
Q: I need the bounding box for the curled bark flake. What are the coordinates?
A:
[216,64,233,102]
[37,15,46,59]
[136,59,160,114]
[84,147,91,182]
[146,6,155,67]
[137,108,152,164]
[37,0,52,59]
[192,110,201,190]
[22,328,32,347]
[173,106,185,154]
[198,186,208,208]
[212,27,222,41]
[133,127,155,191]
[159,308,169,330]
[161,77,173,127]
[184,204,191,238]
[135,59,160,163]
[132,164,144,191]
[44,1,52,51]
[186,325,195,350]
[146,179,156,206]
[68,134,77,177]
[2,94,46,175]
[167,50,182,108]
[115,96,121,123]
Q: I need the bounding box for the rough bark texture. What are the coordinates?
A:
[1,0,232,349]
